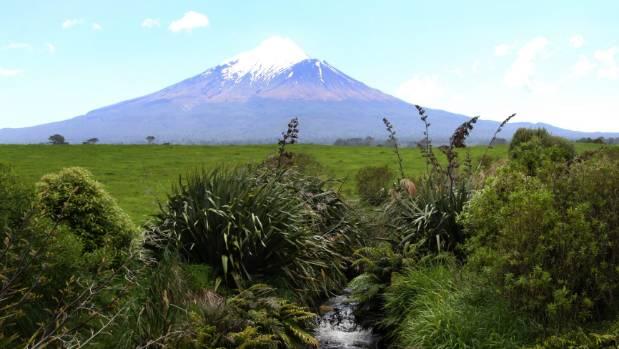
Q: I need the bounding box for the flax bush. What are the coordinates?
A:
[147,165,359,302]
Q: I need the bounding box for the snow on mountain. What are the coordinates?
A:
[220,36,308,82]
[1,36,617,144]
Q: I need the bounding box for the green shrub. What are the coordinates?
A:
[1,167,134,347]
[509,128,576,173]
[510,128,574,154]
[263,151,326,177]
[510,128,551,149]
[355,165,393,205]
[0,163,32,227]
[528,328,619,349]
[461,156,619,325]
[349,243,408,328]
[108,247,319,348]
[148,166,355,302]
[578,146,619,162]
[384,261,534,348]
[226,284,319,348]
[36,167,136,252]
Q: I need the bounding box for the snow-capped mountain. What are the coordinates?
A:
[110,37,394,108]
[0,37,616,144]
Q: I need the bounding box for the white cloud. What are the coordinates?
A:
[504,37,549,88]
[395,76,445,107]
[4,42,32,50]
[62,18,83,29]
[46,43,56,54]
[570,56,596,78]
[594,47,619,80]
[569,35,584,48]
[0,68,23,77]
[169,11,209,32]
[494,43,513,57]
[142,18,160,28]
[92,22,103,31]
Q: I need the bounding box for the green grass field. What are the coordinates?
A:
[0,143,604,223]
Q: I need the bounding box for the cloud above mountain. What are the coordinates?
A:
[62,18,83,29]
[504,37,549,89]
[141,18,160,28]
[169,11,209,32]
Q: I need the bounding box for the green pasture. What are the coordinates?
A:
[0,143,603,222]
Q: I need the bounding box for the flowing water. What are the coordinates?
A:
[315,289,379,349]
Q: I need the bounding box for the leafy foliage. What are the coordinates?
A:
[523,319,619,349]
[263,151,326,177]
[349,243,409,328]
[227,284,319,348]
[107,246,319,348]
[36,167,136,253]
[355,165,394,206]
[462,155,619,325]
[1,167,136,348]
[509,128,576,174]
[0,163,32,227]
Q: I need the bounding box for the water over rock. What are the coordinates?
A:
[315,289,378,349]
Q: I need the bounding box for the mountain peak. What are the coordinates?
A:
[221,36,309,82]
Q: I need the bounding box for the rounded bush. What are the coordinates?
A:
[36,167,136,252]
[462,156,619,324]
[509,128,575,171]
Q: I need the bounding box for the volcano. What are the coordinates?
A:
[1,37,616,144]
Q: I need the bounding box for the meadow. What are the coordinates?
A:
[0,143,525,222]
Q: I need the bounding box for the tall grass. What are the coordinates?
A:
[384,260,535,349]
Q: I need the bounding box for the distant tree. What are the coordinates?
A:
[82,137,99,145]
[416,138,430,148]
[576,137,605,144]
[146,136,156,144]
[48,134,67,145]
[491,137,507,146]
[333,136,375,146]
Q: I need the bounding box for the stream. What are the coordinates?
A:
[315,289,379,349]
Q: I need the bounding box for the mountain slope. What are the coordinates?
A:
[1,37,617,144]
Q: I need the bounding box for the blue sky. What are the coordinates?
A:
[1,0,618,131]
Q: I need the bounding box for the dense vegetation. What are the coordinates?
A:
[348,112,619,348]
[1,112,618,348]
